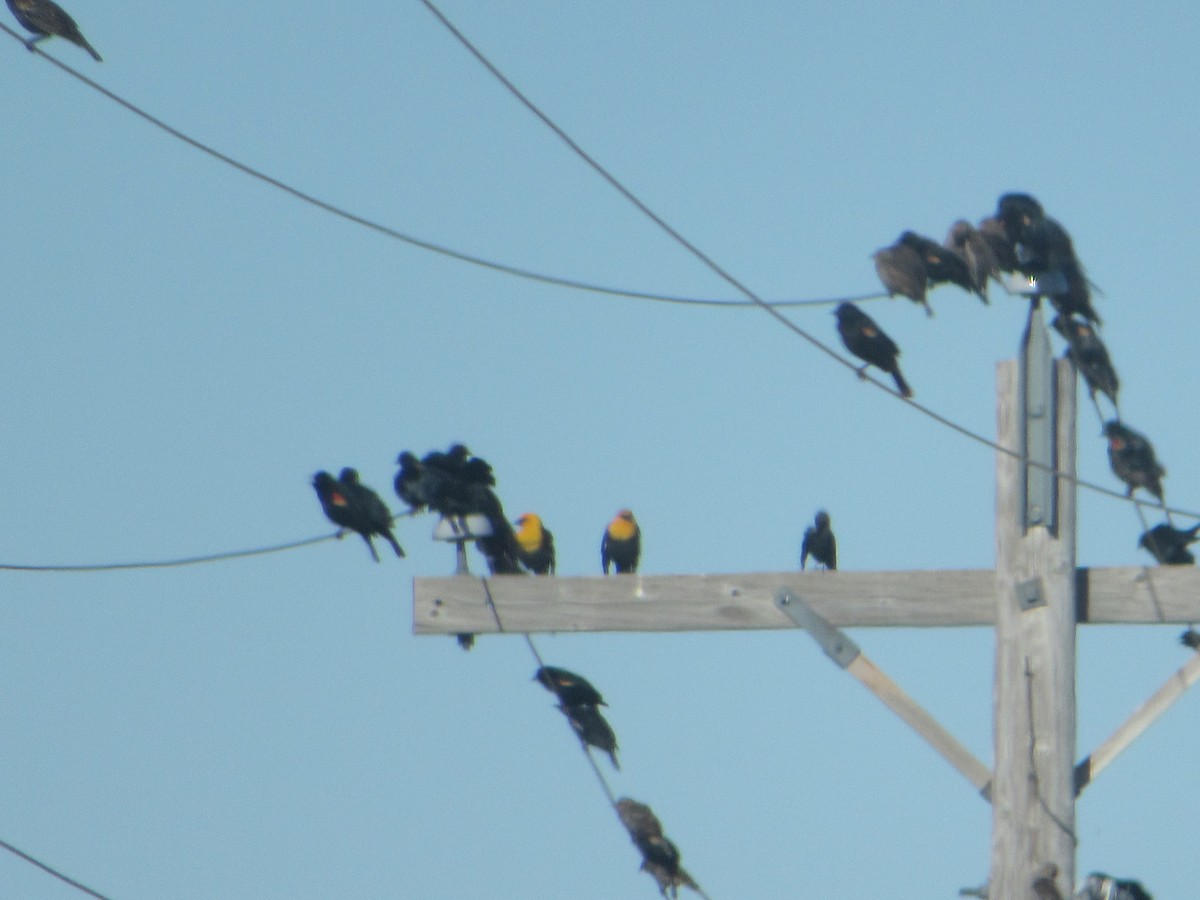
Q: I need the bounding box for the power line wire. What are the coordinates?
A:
[0,23,876,313]
[417,0,1200,525]
[0,837,114,900]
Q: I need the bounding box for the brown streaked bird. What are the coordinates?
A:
[616,798,703,899]
[602,509,641,574]
[834,302,913,397]
[6,0,100,59]
[944,219,995,302]
[514,512,556,575]
[873,236,929,315]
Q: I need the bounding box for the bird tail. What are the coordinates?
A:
[892,367,913,398]
[384,531,406,558]
[80,39,101,62]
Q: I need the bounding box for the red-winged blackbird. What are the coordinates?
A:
[1138,523,1200,565]
[616,798,702,899]
[899,230,978,300]
[800,510,836,570]
[602,509,641,574]
[312,469,405,562]
[1181,629,1200,650]
[1103,421,1166,501]
[834,302,913,398]
[514,512,556,575]
[1078,873,1154,900]
[6,0,100,60]
[533,666,606,707]
[560,702,619,769]
[944,220,995,302]
[1052,314,1118,407]
[995,193,1101,325]
[873,237,929,315]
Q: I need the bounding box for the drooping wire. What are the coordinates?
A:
[417,0,1200,525]
[0,23,879,313]
[0,837,114,900]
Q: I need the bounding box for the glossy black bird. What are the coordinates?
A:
[944,220,995,302]
[602,509,641,574]
[312,470,405,562]
[6,0,100,59]
[514,512,556,575]
[873,236,929,315]
[800,510,837,570]
[1138,523,1200,565]
[533,666,606,707]
[1181,629,1200,650]
[561,702,619,769]
[834,302,913,397]
[1103,421,1165,501]
[616,798,702,899]
[1077,872,1154,900]
[1052,315,1118,407]
[899,230,977,299]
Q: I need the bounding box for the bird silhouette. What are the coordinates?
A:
[312,470,404,562]
[1103,421,1165,502]
[834,302,913,397]
[602,509,641,574]
[616,798,703,899]
[1138,523,1200,565]
[801,510,837,570]
[534,666,606,707]
[561,702,619,769]
[5,0,100,59]
[1052,315,1118,408]
[944,220,995,302]
[873,236,929,315]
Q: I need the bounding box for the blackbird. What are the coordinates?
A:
[533,666,606,707]
[800,510,837,570]
[899,231,977,299]
[616,798,703,899]
[514,512,556,575]
[873,236,929,315]
[602,509,641,574]
[312,470,405,562]
[1077,872,1154,900]
[834,302,913,397]
[1138,523,1200,565]
[1103,421,1165,501]
[5,0,100,59]
[1052,315,1118,407]
[561,702,619,770]
[944,220,995,302]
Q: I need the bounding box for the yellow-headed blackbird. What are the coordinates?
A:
[1103,421,1165,501]
[514,512,556,575]
[1053,314,1118,408]
[944,220,995,302]
[834,303,913,398]
[800,510,836,570]
[534,666,606,707]
[1138,523,1200,565]
[561,703,619,769]
[312,469,404,562]
[6,0,100,59]
[1078,873,1154,900]
[873,237,929,315]
[602,509,641,574]
[616,798,702,899]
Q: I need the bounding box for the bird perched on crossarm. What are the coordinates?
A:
[602,509,641,574]
[5,0,100,59]
[800,510,837,570]
[514,512,556,575]
[312,469,405,562]
[1103,421,1165,502]
[1138,522,1200,565]
[834,302,913,398]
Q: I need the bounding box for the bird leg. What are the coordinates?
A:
[854,365,868,381]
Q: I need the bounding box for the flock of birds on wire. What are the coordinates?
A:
[5,8,1180,893]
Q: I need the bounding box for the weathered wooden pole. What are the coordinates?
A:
[991,307,1077,898]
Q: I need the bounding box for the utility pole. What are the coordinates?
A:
[412,310,1200,898]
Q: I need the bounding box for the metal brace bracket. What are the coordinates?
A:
[775,589,860,668]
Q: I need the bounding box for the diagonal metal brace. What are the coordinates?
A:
[776,589,993,799]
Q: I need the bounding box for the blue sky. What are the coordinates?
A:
[2,2,1198,897]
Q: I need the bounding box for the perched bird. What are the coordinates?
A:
[5,0,100,60]
[800,510,837,570]
[602,509,641,574]
[1077,872,1153,900]
[1052,315,1118,408]
[514,512,556,575]
[977,216,1020,275]
[561,702,619,769]
[534,666,606,707]
[834,302,913,397]
[944,220,995,302]
[1032,862,1063,900]
[899,231,977,299]
[1180,629,1200,650]
[873,236,929,315]
[1103,421,1166,501]
[312,470,405,562]
[616,798,703,899]
[1138,523,1200,565]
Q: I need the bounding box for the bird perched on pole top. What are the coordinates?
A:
[800,510,837,570]
[312,469,405,562]
[834,303,913,398]
[1103,421,1166,502]
[514,512,556,575]
[5,0,101,60]
[602,509,641,574]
